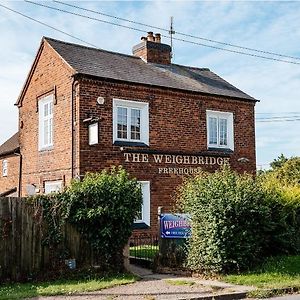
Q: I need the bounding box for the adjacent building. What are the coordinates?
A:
[0,32,258,231]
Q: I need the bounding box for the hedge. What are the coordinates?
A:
[178,165,300,274]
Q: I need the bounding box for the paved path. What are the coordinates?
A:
[32,265,254,300]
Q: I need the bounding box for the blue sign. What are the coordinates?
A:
[160,213,191,239]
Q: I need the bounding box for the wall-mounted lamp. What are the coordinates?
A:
[238,157,250,163]
[83,116,100,123]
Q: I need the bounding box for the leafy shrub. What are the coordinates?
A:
[177,167,271,274]
[66,167,142,268]
[30,166,142,271]
[260,160,300,255]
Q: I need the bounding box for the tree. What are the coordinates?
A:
[270,154,289,170]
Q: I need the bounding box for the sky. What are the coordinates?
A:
[0,1,299,169]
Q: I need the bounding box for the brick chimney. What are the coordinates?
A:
[132,32,172,65]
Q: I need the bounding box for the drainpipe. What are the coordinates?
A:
[71,76,78,179]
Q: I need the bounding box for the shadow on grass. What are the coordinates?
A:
[0,274,137,300]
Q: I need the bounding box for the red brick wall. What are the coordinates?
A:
[0,155,20,196]
[18,41,76,196]
[77,78,256,233]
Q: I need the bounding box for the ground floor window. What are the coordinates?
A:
[44,180,62,194]
[135,181,150,226]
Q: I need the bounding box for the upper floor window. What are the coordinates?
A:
[135,181,150,226]
[38,95,54,151]
[207,110,234,150]
[2,160,7,177]
[113,99,149,145]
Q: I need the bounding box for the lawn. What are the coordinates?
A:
[224,255,300,290]
[0,274,137,300]
[130,245,159,260]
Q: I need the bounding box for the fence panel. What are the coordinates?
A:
[0,197,99,282]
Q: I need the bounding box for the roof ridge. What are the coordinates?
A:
[43,36,141,60]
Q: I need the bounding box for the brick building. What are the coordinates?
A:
[0,32,257,231]
[0,133,20,197]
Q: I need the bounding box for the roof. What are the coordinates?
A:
[44,37,256,102]
[0,187,17,197]
[0,132,20,157]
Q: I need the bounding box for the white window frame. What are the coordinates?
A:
[135,181,150,226]
[113,98,149,145]
[2,160,8,177]
[38,94,54,151]
[44,180,63,194]
[206,110,234,150]
[89,122,99,145]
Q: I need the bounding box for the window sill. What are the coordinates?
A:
[114,140,149,147]
[207,147,234,154]
[132,222,150,230]
[39,146,54,152]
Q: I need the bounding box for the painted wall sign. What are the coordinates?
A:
[160,213,191,239]
[123,152,230,175]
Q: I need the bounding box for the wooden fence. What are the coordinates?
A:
[0,197,99,282]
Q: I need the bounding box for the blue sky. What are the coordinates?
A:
[0,1,299,169]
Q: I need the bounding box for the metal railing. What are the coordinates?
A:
[129,234,159,262]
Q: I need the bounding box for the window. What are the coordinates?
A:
[38,95,54,150]
[207,110,234,150]
[135,181,150,226]
[2,160,7,177]
[113,99,149,145]
[44,180,62,194]
[89,123,98,145]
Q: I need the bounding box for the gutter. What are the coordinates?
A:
[0,147,20,159]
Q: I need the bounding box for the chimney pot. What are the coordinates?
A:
[155,33,161,43]
[147,31,155,42]
[141,36,147,41]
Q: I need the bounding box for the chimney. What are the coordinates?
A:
[132,32,172,65]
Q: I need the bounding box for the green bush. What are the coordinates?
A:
[260,161,300,255]
[178,167,271,274]
[66,167,142,268]
[30,166,142,271]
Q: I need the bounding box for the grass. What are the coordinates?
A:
[224,255,300,290]
[130,245,159,259]
[0,274,137,300]
[165,279,195,286]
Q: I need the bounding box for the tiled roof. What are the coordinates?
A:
[0,132,20,157]
[45,37,256,102]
